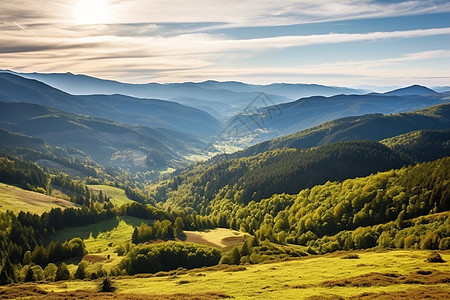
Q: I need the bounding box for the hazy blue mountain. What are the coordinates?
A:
[432,86,450,93]
[1,70,365,118]
[258,83,364,99]
[227,89,449,144]
[383,85,438,96]
[0,73,222,138]
[0,101,206,170]
[228,103,450,159]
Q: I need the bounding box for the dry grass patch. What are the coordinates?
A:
[183,228,245,250]
[0,283,231,300]
[0,182,77,214]
[322,269,450,287]
[349,286,450,299]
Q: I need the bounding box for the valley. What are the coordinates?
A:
[1,3,450,296]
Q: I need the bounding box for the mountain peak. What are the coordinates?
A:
[384,85,438,96]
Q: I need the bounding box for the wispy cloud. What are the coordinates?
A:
[0,0,449,85]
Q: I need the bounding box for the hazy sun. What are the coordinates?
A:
[74,0,111,24]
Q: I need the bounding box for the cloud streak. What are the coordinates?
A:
[0,0,449,86]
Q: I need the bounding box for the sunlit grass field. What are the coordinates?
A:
[35,249,449,299]
[0,182,77,214]
[87,185,135,207]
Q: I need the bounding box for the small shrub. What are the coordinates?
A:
[341,253,360,259]
[99,277,115,292]
[426,252,446,263]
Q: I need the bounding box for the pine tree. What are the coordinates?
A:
[0,256,15,285]
[55,263,70,281]
[132,227,139,244]
[99,277,115,292]
[24,267,35,282]
[74,263,86,280]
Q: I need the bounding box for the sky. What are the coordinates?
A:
[0,0,449,87]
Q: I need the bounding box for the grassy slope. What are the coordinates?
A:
[53,216,147,274]
[53,216,245,274]
[183,228,245,250]
[35,249,449,299]
[87,185,135,207]
[0,182,78,214]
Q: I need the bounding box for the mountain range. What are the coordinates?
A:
[1,71,448,174]
[0,73,222,139]
[230,103,450,158]
[228,86,449,143]
[1,70,365,118]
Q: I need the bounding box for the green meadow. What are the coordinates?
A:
[87,185,135,207]
[14,249,449,299]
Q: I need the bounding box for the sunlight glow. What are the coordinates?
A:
[74,0,111,24]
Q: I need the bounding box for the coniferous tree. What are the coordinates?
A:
[55,263,70,281]
[0,256,15,285]
[74,263,86,280]
[24,267,35,282]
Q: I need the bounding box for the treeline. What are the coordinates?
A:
[119,241,221,274]
[151,141,406,211]
[206,157,449,250]
[0,204,114,265]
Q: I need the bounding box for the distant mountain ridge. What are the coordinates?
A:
[0,70,365,118]
[0,73,222,139]
[228,90,448,143]
[383,84,439,96]
[227,103,450,159]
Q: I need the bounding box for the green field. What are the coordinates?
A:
[53,216,148,273]
[87,185,135,207]
[6,249,448,299]
[0,182,78,214]
[52,217,249,277]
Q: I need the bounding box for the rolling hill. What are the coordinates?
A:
[229,103,450,158]
[0,73,222,138]
[0,102,205,170]
[151,140,408,210]
[228,89,449,143]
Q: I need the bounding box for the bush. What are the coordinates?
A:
[55,263,70,281]
[99,277,115,292]
[426,252,446,263]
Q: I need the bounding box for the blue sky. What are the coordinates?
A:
[0,0,449,87]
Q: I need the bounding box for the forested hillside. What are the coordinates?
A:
[381,129,450,162]
[151,140,408,211]
[206,157,449,250]
[232,103,450,158]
